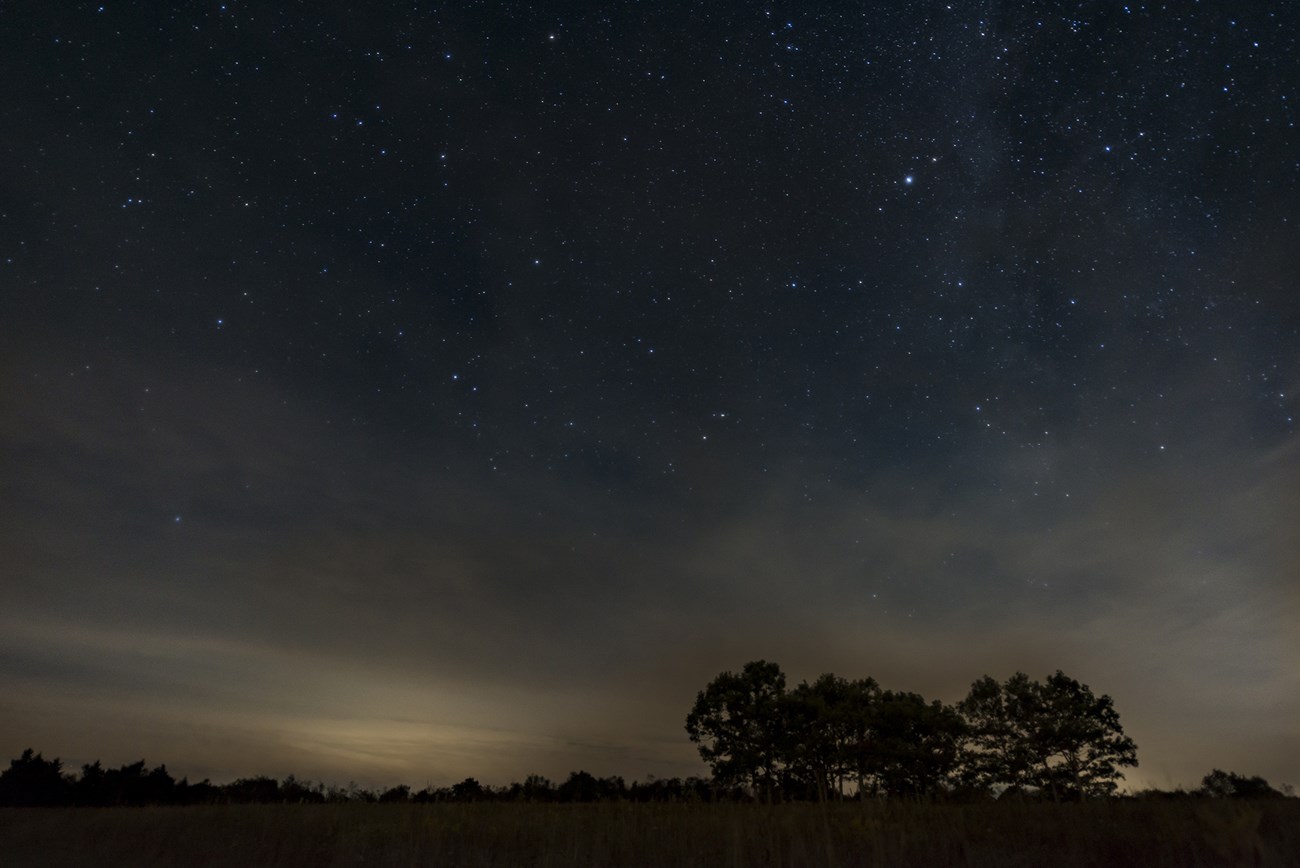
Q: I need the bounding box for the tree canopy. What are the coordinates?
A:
[684,660,788,799]
[958,670,1138,800]
[685,662,1141,801]
[1200,769,1288,800]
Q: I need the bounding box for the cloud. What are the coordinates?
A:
[2,338,1296,791]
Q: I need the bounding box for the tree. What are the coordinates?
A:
[958,671,1138,800]
[499,773,559,802]
[0,749,73,806]
[557,770,602,802]
[139,763,177,805]
[839,677,884,796]
[1200,769,1286,799]
[450,777,486,801]
[783,674,880,800]
[280,775,326,804]
[685,660,788,800]
[224,776,281,804]
[957,673,1037,794]
[76,760,110,806]
[783,675,841,801]
[864,691,966,798]
[175,777,221,805]
[379,784,411,803]
[1031,671,1138,799]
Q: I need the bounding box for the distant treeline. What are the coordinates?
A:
[0,750,727,807]
[0,748,1290,808]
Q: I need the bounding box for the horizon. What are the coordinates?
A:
[6,654,1294,795]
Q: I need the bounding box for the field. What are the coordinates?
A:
[2,799,1298,867]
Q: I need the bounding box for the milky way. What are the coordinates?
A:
[1,2,1296,790]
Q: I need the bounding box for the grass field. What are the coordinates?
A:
[2,799,1298,867]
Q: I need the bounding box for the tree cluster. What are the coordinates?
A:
[1197,769,1290,800]
[685,661,1142,801]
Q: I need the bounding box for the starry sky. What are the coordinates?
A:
[1,1,1297,792]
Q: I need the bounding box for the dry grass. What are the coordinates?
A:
[2,799,1298,867]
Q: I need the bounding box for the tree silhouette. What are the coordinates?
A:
[450,777,486,801]
[839,677,884,796]
[280,775,326,804]
[1200,769,1286,799]
[76,760,110,806]
[516,774,556,802]
[225,776,282,804]
[685,660,788,801]
[0,749,72,807]
[379,784,411,803]
[557,771,603,802]
[864,691,966,798]
[958,671,1137,800]
[782,674,849,801]
[783,674,885,800]
[958,673,1038,794]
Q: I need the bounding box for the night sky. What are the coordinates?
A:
[2,2,1297,792]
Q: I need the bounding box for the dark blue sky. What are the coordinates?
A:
[1,1,1296,790]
